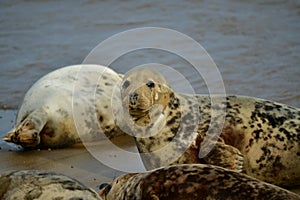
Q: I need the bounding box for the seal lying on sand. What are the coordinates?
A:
[3,64,123,149]
[98,164,300,200]
[120,67,300,187]
[0,170,100,200]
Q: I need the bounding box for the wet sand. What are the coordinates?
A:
[0,109,144,190]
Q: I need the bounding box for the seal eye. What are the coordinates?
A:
[98,183,112,195]
[146,80,155,88]
[123,80,130,89]
[98,183,109,190]
[104,184,112,194]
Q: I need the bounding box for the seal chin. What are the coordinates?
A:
[18,138,40,148]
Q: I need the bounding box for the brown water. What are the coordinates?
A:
[0,0,299,109]
[0,0,299,194]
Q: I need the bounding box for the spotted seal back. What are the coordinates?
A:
[98,164,300,200]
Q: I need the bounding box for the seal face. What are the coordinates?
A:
[98,164,300,200]
[0,170,100,200]
[120,67,300,187]
[3,64,124,149]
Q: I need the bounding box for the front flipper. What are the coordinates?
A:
[203,142,244,172]
[3,108,47,148]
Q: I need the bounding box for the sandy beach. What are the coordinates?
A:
[0,109,144,190]
[0,0,299,197]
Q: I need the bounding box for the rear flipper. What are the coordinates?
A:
[203,141,244,172]
[3,108,47,148]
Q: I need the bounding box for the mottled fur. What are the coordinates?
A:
[98,164,300,200]
[121,67,300,187]
[0,170,100,200]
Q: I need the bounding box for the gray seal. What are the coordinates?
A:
[120,67,300,187]
[98,164,300,200]
[0,170,100,200]
[3,64,123,149]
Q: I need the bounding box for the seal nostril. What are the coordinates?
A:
[129,92,138,101]
[33,132,38,138]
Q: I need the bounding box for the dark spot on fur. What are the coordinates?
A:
[96,88,104,94]
[264,105,274,111]
[170,127,178,134]
[236,118,243,124]
[279,128,292,140]
[256,112,287,128]
[167,117,177,126]
[272,156,285,172]
[105,82,112,86]
[252,129,263,140]
[248,138,254,147]
[53,197,64,200]
[61,180,83,190]
[24,188,42,199]
[186,174,199,182]
[168,93,180,110]
[275,134,285,142]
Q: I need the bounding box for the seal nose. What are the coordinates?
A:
[129,92,138,104]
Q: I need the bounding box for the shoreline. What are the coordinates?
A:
[0,109,143,190]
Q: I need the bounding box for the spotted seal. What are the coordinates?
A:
[0,170,101,200]
[120,67,300,187]
[3,64,123,149]
[98,164,300,200]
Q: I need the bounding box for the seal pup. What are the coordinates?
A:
[120,67,300,187]
[98,164,300,200]
[3,64,124,149]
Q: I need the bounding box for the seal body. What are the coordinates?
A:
[120,67,300,187]
[199,94,300,186]
[3,64,123,148]
[0,170,100,200]
[98,164,300,200]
